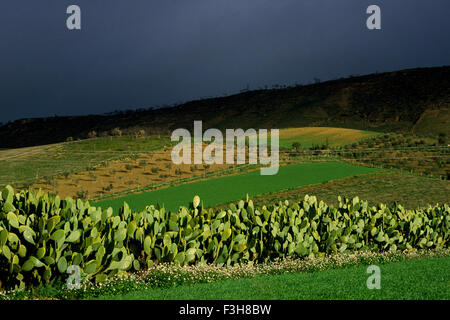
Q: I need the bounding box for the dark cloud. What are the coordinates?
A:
[1,0,449,123]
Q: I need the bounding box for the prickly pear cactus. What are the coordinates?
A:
[0,186,449,290]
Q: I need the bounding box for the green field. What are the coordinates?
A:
[93,161,379,212]
[98,256,450,300]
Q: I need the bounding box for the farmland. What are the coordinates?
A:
[2,128,445,205]
[0,135,172,189]
[0,127,381,200]
[277,127,381,149]
[253,172,450,210]
[0,128,448,300]
[92,162,379,212]
[338,132,449,178]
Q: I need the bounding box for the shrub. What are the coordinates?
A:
[138,160,147,167]
[136,130,146,137]
[87,131,97,139]
[0,186,448,291]
[292,142,301,151]
[438,133,446,145]
[102,184,113,192]
[75,189,88,199]
[110,127,122,137]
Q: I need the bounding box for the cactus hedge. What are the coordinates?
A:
[0,185,449,290]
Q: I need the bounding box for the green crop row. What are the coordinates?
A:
[0,185,449,290]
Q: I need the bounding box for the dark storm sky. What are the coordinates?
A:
[1,0,450,124]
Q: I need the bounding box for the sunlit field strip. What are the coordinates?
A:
[93,161,380,212]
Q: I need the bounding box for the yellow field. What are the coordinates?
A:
[278,127,380,148]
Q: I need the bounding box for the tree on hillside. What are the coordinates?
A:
[292,142,301,151]
[110,127,122,137]
[438,133,446,145]
[87,130,97,139]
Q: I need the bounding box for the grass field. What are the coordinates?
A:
[93,161,379,212]
[98,256,450,300]
[277,127,380,149]
[253,171,450,210]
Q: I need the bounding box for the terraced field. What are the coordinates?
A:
[0,127,383,200]
[0,135,171,189]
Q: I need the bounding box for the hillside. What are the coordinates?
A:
[1,66,449,148]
